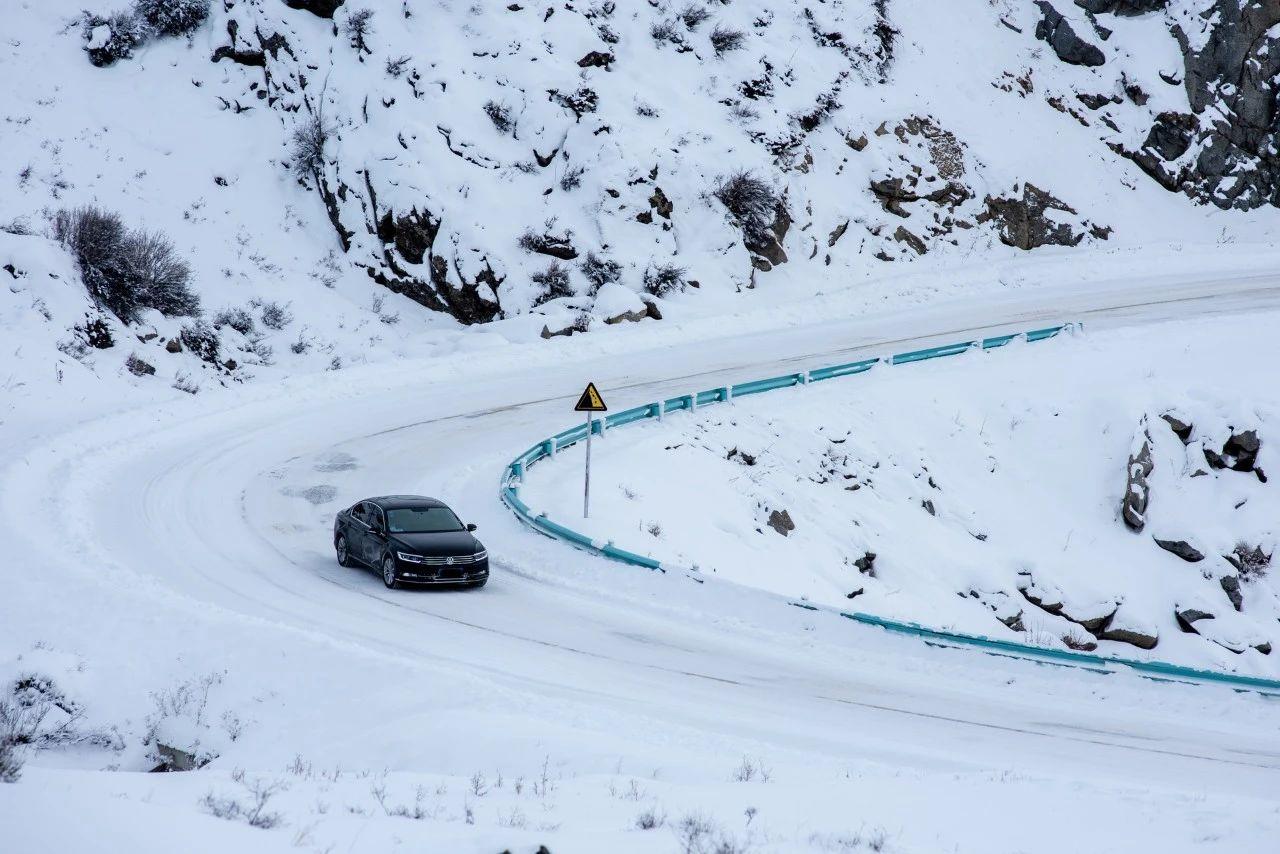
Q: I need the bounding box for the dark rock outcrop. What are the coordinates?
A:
[1131,2,1280,209]
[981,184,1106,249]
[283,0,345,18]
[1074,0,1166,15]
[1174,606,1215,633]
[767,509,795,536]
[1121,427,1154,531]
[1035,2,1106,67]
[746,201,791,272]
[1096,623,1158,650]
[1154,538,1204,562]
[1220,574,1243,611]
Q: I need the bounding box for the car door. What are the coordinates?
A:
[346,502,370,564]
[363,503,388,565]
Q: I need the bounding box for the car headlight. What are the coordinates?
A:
[474,549,488,560]
[396,551,425,563]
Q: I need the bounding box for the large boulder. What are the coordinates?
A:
[1121,424,1154,532]
[1153,537,1204,562]
[1035,3,1106,67]
[981,184,1107,249]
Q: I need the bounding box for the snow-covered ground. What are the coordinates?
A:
[527,312,1280,676]
[4,272,1280,852]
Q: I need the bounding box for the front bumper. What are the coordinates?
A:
[396,558,489,584]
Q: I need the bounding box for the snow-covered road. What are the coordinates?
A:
[5,270,1280,852]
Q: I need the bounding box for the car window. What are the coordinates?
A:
[351,503,368,524]
[387,506,464,534]
[369,505,386,531]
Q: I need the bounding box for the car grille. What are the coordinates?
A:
[414,554,481,566]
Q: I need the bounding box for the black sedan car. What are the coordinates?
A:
[333,496,488,589]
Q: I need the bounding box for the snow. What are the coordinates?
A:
[525,314,1280,675]
[4,0,1280,849]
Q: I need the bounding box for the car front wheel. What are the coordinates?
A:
[336,535,354,568]
[382,555,399,589]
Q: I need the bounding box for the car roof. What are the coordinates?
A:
[364,495,447,510]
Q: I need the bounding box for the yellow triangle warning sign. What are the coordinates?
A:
[574,382,608,412]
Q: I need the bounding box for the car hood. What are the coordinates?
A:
[390,530,481,557]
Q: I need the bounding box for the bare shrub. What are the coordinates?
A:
[385,55,411,77]
[344,8,375,54]
[579,251,622,294]
[635,806,666,830]
[1229,542,1270,579]
[212,306,255,336]
[650,19,683,45]
[172,372,199,394]
[710,24,746,56]
[54,206,199,322]
[559,165,586,192]
[730,755,772,782]
[254,299,293,330]
[713,171,779,244]
[290,112,332,180]
[201,775,287,829]
[531,261,574,304]
[680,3,709,29]
[484,101,515,135]
[643,263,687,297]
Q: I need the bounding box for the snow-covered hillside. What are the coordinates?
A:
[527,315,1280,676]
[3,0,1280,407]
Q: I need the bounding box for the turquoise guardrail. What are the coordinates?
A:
[499,323,1280,695]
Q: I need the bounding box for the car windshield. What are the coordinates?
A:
[386,506,464,534]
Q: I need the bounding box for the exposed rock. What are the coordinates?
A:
[1121,425,1154,532]
[828,220,849,247]
[747,201,790,272]
[893,225,927,255]
[1154,537,1204,562]
[1224,543,1270,579]
[1223,429,1261,472]
[999,612,1027,633]
[1096,623,1158,650]
[1160,411,1192,444]
[577,51,614,70]
[1220,574,1243,611]
[1074,0,1166,15]
[125,354,155,376]
[853,552,876,576]
[164,338,182,354]
[1174,606,1215,633]
[283,0,345,18]
[981,184,1105,250]
[152,742,211,772]
[767,509,795,536]
[1018,584,1063,615]
[1255,641,1272,655]
[1034,2,1106,68]
[846,587,865,599]
[648,187,673,220]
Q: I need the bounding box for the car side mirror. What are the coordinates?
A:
[466,523,478,532]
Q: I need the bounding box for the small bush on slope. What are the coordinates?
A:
[713,171,779,245]
[134,0,210,37]
[54,206,200,323]
[531,261,574,304]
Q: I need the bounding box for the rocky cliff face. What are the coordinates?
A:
[30,0,1280,330]
[1128,0,1280,209]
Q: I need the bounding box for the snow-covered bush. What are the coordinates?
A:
[0,700,26,782]
[54,206,199,323]
[559,165,585,192]
[179,320,220,363]
[80,10,145,67]
[531,261,574,304]
[650,20,682,46]
[679,4,709,30]
[212,306,255,336]
[133,0,210,38]
[643,263,687,297]
[255,300,293,330]
[713,171,779,244]
[579,251,621,294]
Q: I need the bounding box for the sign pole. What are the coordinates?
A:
[573,382,606,520]
[584,410,592,519]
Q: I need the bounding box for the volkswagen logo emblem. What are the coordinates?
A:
[446,556,454,565]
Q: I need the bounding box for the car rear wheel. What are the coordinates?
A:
[336,535,354,568]
[382,555,399,589]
